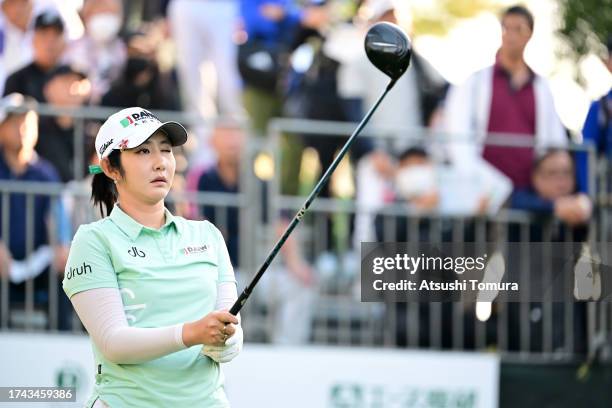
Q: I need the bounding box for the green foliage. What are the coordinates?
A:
[442,0,500,19]
[558,0,612,60]
[412,16,454,37]
[411,0,503,37]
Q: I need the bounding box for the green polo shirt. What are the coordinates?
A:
[63,205,236,407]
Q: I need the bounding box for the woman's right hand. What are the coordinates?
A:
[182,311,239,347]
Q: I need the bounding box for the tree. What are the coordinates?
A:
[558,0,612,61]
[410,0,503,37]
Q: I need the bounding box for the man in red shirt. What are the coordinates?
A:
[443,5,567,190]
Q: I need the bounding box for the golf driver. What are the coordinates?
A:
[230,22,412,315]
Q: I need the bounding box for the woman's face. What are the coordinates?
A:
[114,130,176,205]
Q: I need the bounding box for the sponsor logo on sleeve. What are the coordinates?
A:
[66,262,92,280]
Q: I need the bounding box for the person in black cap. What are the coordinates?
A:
[101,29,180,111]
[37,65,92,181]
[3,9,66,101]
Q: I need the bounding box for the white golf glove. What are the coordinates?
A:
[201,324,243,363]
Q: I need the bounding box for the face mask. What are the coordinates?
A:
[125,57,150,76]
[395,164,437,200]
[86,13,121,44]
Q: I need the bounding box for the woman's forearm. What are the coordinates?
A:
[71,288,186,364]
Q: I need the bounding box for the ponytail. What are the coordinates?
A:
[91,150,121,217]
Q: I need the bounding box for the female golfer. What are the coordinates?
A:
[63,107,242,407]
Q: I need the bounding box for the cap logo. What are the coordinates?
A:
[99,139,113,155]
[119,110,160,129]
[120,117,133,128]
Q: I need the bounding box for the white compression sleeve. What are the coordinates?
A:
[70,288,186,364]
[215,281,238,310]
[215,281,240,323]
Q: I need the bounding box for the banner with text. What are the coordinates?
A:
[0,333,499,408]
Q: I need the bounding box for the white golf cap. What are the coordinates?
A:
[95,107,188,160]
[0,93,36,124]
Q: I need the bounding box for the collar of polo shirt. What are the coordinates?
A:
[109,205,182,240]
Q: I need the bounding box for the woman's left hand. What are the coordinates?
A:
[183,311,239,347]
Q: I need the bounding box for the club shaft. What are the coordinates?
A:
[230,80,395,315]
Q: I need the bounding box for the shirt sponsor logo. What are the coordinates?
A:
[99,139,113,155]
[181,244,210,255]
[66,262,92,280]
[128,246,146,258]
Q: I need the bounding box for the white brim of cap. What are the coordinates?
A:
[100,120,188,159]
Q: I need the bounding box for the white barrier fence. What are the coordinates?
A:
[0,333,499,408]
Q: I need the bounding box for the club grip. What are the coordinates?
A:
[229,289,250,315]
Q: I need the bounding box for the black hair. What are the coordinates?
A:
[533,149,574,172]
[398,147,429,162]
[501,5,534,32]
[607,34,612,55]
[91,150,122,217]
[34,10,65,33]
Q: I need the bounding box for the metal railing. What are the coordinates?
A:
[0,181,255,330]
[264,117,609,362]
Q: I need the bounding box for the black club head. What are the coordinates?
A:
[365,22,412,82]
